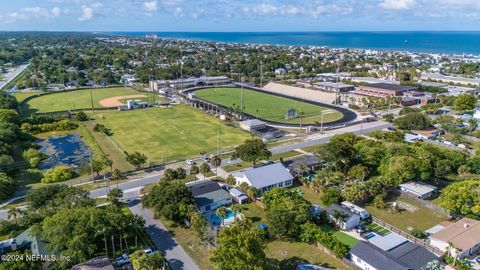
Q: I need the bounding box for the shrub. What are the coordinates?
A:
[41,166,75,183]
[75,111,89,121]
[22,148,47,168]
[0,172,16,200]
[410,228,426,239]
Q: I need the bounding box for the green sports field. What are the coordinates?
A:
[92,105,250,163]
[195,87,343,124]
[20,87,145,115]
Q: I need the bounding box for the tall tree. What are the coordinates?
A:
[210,220,266,270]
[211,155,222,178]
[125,152,148,170]
[231,138,271,167]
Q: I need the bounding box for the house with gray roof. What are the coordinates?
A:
[326,203,361,230]
[232,162,294,194]
[350,240,439,270]
[186,180,232,213]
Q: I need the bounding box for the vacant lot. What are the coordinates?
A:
[195,87,343,124]
[365,195,447,232]
[21,87,143,114]
[92,105,250,163]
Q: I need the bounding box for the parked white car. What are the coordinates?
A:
[186,159,195,165]
[115,254,130,266]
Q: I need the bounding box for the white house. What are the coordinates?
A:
[274,68,287,75]
[186,180,232,213]
[232,163,294,194]
[399,181,438,199]
[430,218,480,259]
[326,203,361,230]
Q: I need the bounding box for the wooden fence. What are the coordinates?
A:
[393,190,450,217]
[371,216,445,257]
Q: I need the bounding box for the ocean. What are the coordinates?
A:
[108,31,480,55]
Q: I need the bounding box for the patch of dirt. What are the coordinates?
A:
[396,200,419,213]
[99,94,146,107]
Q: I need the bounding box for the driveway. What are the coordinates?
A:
[125,191,200,270]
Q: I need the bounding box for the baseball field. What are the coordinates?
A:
[20,87,147,115]
[194,87,343,124]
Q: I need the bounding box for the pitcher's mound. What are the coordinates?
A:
[100,95,146,107]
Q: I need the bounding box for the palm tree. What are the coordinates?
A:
[190,165,199,181]
[231,204,242,221]
[246,187,257,202]
[447,241,459,266]
[111,168,122,188]
[199,163,211,180]
[239,182,250,192]
[299,111,305,127]
[107,188,123,207]
[216,206,227,226]
[210,155,222,178]
[7,208,22,225]
[225,175,236,186]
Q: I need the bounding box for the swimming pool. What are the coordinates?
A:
[210,210,236,225]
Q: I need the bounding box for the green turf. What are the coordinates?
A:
[92,105,250,163]
[21,87,143,114]
[195,87,343,124]
[319,224,359,248]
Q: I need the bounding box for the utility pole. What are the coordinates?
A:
[240,76,245,117]
[89,88,94,113]
[217,129,220,156]
[260,61,264,88]
[180,61,184,92]
[320,112,325,134]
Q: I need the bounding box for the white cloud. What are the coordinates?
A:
[51,7,61,17]
[173,7,183,17]
[3,6,63,23]
[79,5,93,21]
[143,1,158,11]
[379,0,415,10]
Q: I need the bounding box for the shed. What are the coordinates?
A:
[228,188,249,204]
[399,181,437,199]
[239,119,267,132]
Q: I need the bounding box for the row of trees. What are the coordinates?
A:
[307,132,472,208]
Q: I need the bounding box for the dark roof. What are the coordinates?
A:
[287,155,322,170]
[389,242,438,270]
[186,180,232,208]
[362,83,417,92]
[326,204,357,221]
[186,180,222,197]
[350,241,407,270]
[350,241,438,270]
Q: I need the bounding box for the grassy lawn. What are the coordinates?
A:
[159,217,215,270]
[195,87,343,125]
[13,90,42,102]
[319,224,359,248]
[295,185,324,206]
[80,121,132,171]
[365,195,447,232]
[271,150,303,161]
[240,202,268,227]
[265,241,349,270]
[21,87,142,114]
[92,105,250,163]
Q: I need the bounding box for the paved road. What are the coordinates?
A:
[221,120,392,166]
[124,190,200,270]
[0,64,30,90]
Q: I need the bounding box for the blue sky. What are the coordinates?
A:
[0,0,479,31]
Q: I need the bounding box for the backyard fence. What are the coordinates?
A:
[371,216,445,257]
[393,190,451,217]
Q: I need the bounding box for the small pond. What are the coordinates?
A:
[37,133,90,170]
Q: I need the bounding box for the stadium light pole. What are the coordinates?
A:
[320,110,334,134]
[240,76,245,116]
[89,88,94,113]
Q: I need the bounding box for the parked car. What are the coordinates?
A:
[356,225,367,234]
[475,256,480,264]
[115,254,130,266]
[201,155,210,163]
[186,159,195,165]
